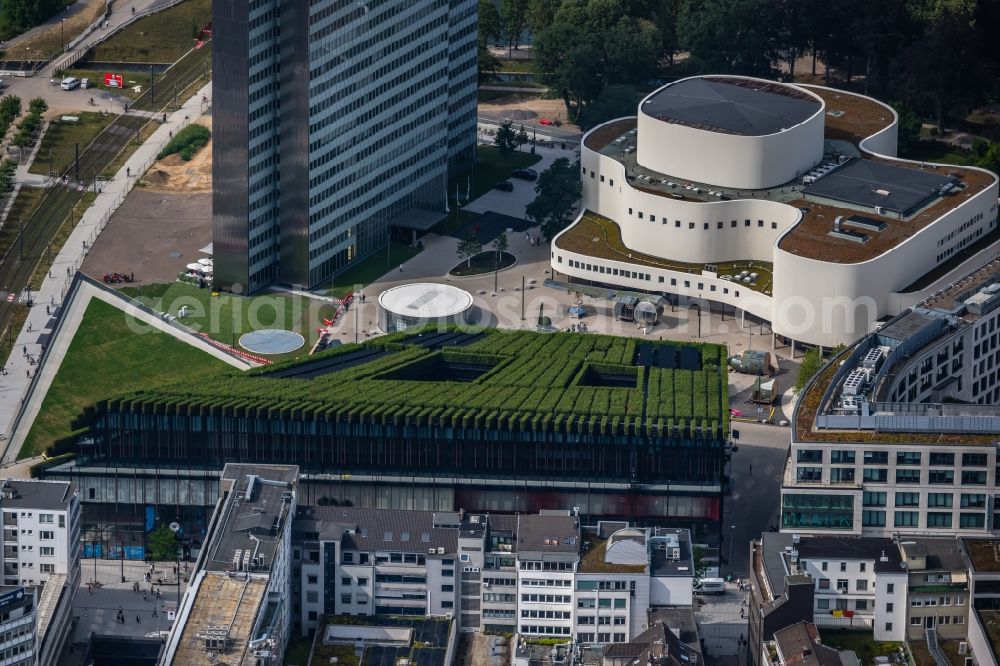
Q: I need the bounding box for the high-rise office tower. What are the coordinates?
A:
[213,0,478,293]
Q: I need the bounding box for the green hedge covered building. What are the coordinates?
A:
[81,328,730,530]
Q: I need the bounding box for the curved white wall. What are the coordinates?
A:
[636,77,825,190]
[560,86,1000,348]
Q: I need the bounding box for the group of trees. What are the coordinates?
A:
[479,0,1000,133]
[0,0,71,42]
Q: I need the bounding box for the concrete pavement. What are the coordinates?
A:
[0,82,231,463]
[464,140,580,219]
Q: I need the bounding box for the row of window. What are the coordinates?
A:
[862,491,986,509]
[798,450,989,467]
[577,615,627,625]
[578,598,628,609]
[799,466,988,485]
[560,257,742,298]
[861,510,985,529]
[576,632,627,644]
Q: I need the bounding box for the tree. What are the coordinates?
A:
[494,120,520,157]
[478,41,502,84]
[526,158,582,241]
[890,101,921,156]
[148,525,179,562]
[976,141,1000,177]
[602,16,661,85]
[457,235,483,268]
[533,22,604,117]
[579,85,640,131]
[678,0,781,76]
[795,348,823,393]
[479,0,503,45]
[492,232,509,267]
[500,0,530,57]
[527,0,562,34]
[516,125,530,151]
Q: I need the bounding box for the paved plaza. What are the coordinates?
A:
[694,583,753,666]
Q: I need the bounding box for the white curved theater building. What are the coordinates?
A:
[551,75,999,348]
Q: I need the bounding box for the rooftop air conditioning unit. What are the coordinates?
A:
[437,547,445,554]
[428,548,436,554]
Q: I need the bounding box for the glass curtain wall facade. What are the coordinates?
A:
[213,0,477,293]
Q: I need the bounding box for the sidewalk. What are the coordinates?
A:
[0,81,216,462]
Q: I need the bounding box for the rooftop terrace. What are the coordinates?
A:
[172,573,268,666]
[962,539,1000,573]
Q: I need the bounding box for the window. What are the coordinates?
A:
[307,591,319,603]
[40,563,54,573]
[929,452,954,466]
[864,468,888,483]
[863,492,886,507]
[817,598,829,610]
[962,470,987,485]
[831,450,855,464]
[910,617,922,625]
[962,494,986,508]
[357,577,368,586]
[860,563,866,572]
[856,599,868,610]
[39,547,54,557]
[885,623,892,632]
[39,514,53,524]
[895,492,919,507]
[862,510,886,527]
[856,580,868,591]
[887,583,894,594]
[927,493,953,508]
[39,531,53,540]
[307,575,318,585]
[887,603,894,612]
[442,601,453,609]
[864,451,888,464]
[821,562,828,572]
[460,553,470,562]
[798,449,823,463]
[962,453,987,467]
[960,513,985,529]
[896,469,921,484]
[836,579,849,591]
[894,511,919,527]
[929,470,954,484]
[341,577,352,585]
[340,594,352,604]
[897,452,921,465]
[840,562,847,572]
[441,584,453,592]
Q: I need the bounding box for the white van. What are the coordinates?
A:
[694,577,726,595]
[60,77,80,91]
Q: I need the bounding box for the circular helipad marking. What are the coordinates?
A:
[238,329,305,354]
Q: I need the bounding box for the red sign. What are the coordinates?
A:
[104,73,123,88]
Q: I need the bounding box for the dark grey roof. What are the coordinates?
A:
[313,507,458,554]
[877,310,940,344]
[0,480,73,510]
[650,528,695,577]
[203,464,298,572]
[902,538,968,572]
[516,514,580,554]
[487,514,519,533]
[759,532,794,596]
[803,159,955,216]
[796,537,902,573]
[641,77,820,136]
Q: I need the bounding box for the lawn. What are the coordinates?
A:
[28,112,115,175]
[20,297,230,458]
[88,0,212,63]
[453,145,542,203]
[5,0,107,60]
[449,250,516,276]
[499,59,534,73]
[123,282,337,360]
[283,636,315,666]
[321,242,423,299]
[818,631,905,666]
[2,183,45,222]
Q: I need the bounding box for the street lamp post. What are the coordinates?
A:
[728,524,736,578]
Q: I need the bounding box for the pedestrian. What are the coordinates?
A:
[26,369,30,378]
[46,305,50,315]
[169,130,172,139]
[22,345,26,355]
[143,592,147,601]
[162,113,167,123]
[749,464,752,477]
[27,322,31,332]
[399,264,403,272]
[66,267,70,276]
[153,608,158,618]
[126,167,130,177]
[136,615,141,623]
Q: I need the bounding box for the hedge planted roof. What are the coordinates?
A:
[100,328,729,436]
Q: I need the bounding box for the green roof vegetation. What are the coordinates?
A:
[22,298,229,458]
[101,327,728,437]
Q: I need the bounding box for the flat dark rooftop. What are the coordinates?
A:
[641,77,820,136]
[877,309,940,344]
[804,159,956,216]
[796,537,902,573]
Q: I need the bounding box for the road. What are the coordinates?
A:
[0,44,212,339]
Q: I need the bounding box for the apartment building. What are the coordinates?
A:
[160,464,297,666]
[784,261,1000,538]
[212,0,477,292]
[897,539,970,641]
[767,622,845,666]
[0,479,80,666]
[290,508,695,647]
[749,533,816,666]
[0,586,36,666]
[292,507,461,636]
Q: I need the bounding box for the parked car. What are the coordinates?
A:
[60,77,80,91]
[80,78,90,89]
[694,578,726,595]
[511,168,537,181]
[539,118,553,125]
[494,181,514,192]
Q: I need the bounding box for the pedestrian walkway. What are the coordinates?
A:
[0,81,224,461]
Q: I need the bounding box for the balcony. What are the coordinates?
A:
[3,546,18,560]
[2,515,17,527]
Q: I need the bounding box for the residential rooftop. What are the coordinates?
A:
[0,479,74,511]
[794,536,902,573]
[517,513,580,556]
[641,76,821,136]
[171,573,269,666]
[202,464,297,573]
[773,622,844,666]
[299,506,459,554]
[899,537,968,573]
[962,538,1000,573]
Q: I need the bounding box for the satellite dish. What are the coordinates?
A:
[169,522,181,532]
[899,561,907,569]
